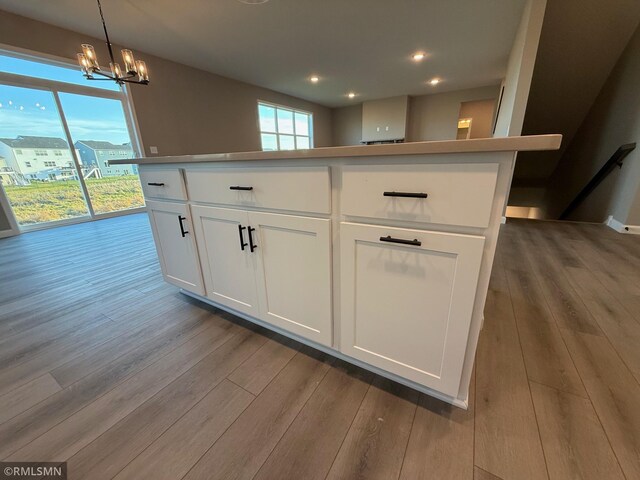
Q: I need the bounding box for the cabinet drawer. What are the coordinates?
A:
[139,167,187,201]
[341,163,499,228]
[185,166,330,214]
[339,222,485,396]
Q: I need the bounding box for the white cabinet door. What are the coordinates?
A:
[340,222,484,396]
[146,200,204,295]
[191,205,260,317]
[249,211,333,346]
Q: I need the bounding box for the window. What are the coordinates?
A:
[258,102,312,151]
[0,49,144,228]
[0,52,119,92]
[15,149,22,155]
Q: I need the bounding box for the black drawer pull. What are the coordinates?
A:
[147,182,165,187]
[248,226,257,252]
[230,186,253,191]
[380,235,421,247]
[238,225,248,250]
[383,191,428,198]
[178,216,189,237]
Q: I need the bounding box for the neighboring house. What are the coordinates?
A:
[0,136,77,184]
[75,141,138,177]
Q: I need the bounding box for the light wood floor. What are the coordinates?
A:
[1,214,639,480]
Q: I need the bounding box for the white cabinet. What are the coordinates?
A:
[146,200,204,295]
[139,167,187,201]
[341,162,499,228]
[185,166,331,215]
[190,206,333,346]
[250,212,332,345]
[339,222,485,396]
[190,206,260,317]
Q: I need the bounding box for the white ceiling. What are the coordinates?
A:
[0,0,526,107]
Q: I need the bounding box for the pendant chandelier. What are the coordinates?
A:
[76,0,149,85]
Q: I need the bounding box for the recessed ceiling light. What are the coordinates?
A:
[347,92,356,99]
[429,78,440,86]
[412,52,426,61]
[237,0,269,4]
[309,76,319,83]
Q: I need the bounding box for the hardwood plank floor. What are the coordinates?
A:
[1,213,638,479]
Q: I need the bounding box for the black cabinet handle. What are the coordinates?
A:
[383,191,428,198]
[230,186,253,191]
[178,216,188,237]
[248,226,257,252]
[147,182,165,187]
[380,235,421,247]
[238,224,248,251]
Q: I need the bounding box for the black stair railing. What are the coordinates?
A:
[559,143,636,220]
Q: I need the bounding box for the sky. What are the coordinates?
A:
[0,54,132,145]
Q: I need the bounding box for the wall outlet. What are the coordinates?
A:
[149,146,159,154]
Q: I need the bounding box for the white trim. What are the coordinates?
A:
[53,90,96,217]
[0,184,20,237]
[606,215,640,235]
[181,289,468,409]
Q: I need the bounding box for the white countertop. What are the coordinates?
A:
[112,134,562,165]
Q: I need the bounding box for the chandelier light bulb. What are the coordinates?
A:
[121,49,136,74]
[77,53,91,76]
[81,44,100,70]
[136,60,149,83]
[110,62,122,78]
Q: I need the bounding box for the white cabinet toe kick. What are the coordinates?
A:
[126,136,561,408]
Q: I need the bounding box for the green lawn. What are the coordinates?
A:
[4,175,144,225]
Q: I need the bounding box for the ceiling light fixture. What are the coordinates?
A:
[76,0,149,86]
[238,0,270,4]
[309,76,320,83]
[412,52,426,61]
[429,78,440,86]
[347,92,356,99]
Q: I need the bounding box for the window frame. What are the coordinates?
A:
[257,100,313,151]
[0,44,146,232]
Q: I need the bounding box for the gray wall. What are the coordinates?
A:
[543,24,640,224]
[332,104,363,146]
[0,9,333,157]
[493,0,546,137]
[331,86,499,146]
[458,98,497,139]
[0,9,333,235]
[408,86,500,142]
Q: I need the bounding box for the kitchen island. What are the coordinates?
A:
[113,135,561,408]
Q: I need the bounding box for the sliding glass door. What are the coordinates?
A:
[58,93,144,215]
[0,50,144,230]
[0,84,90,225]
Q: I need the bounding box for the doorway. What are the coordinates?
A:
[0,50,144,231]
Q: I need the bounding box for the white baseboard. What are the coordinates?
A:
[0,229,18,239]
[606,215,640,234]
